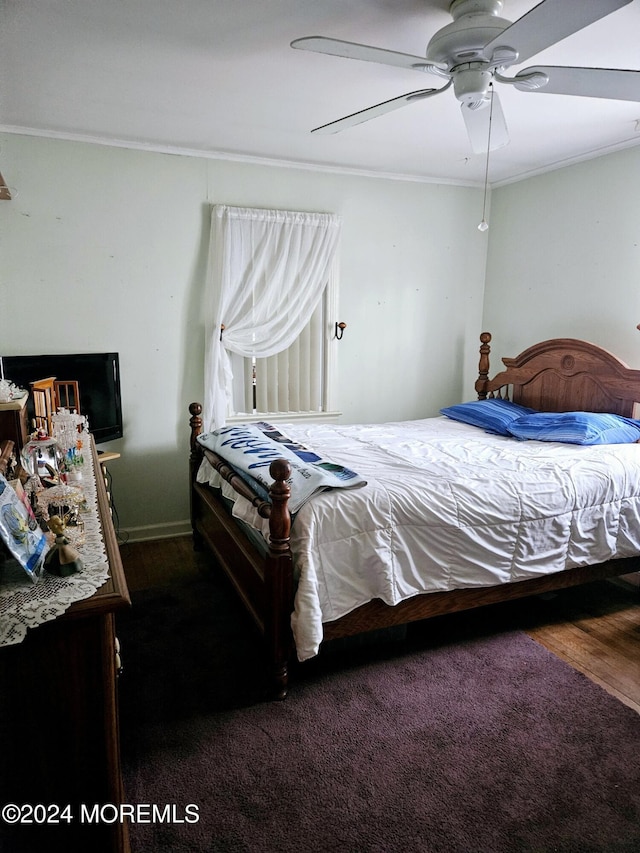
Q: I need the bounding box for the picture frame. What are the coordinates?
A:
[0,473,48,582]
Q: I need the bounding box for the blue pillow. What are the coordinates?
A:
[439,399,537,436]
[506,411,640,445]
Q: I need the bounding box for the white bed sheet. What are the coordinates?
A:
[197,417,640,661]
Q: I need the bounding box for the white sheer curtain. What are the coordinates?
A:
[203,205,342,430]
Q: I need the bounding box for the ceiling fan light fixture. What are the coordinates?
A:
[453,66,492,106]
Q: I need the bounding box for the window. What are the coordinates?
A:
[204,205,342,431]
[229,278,339,421]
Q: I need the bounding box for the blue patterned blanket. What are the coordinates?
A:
[197,422,366,513]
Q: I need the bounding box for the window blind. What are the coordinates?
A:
[237,299,325,415]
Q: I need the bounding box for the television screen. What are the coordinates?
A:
[0,352,123,444]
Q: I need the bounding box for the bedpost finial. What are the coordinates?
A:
[476,332,492,400]
[270,458,291,485]
[189,402,204,453]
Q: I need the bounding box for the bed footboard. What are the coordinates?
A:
[188,403,294,698]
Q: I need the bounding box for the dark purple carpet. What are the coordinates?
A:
[117,576,640,853]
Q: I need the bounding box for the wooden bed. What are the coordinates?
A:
[189,333,640,698]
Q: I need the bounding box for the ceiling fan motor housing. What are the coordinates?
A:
[426,0,511,69]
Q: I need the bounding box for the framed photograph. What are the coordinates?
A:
[0,474,48,582]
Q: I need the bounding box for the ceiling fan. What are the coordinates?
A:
[291,0,640,153]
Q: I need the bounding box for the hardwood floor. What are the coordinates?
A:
[524,575,640,713]
[119,536,640,713]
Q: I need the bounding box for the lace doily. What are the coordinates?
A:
[0,447,110,646]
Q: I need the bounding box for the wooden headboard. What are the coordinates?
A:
[475,333,640,418]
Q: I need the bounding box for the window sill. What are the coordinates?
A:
[227,411,342,425]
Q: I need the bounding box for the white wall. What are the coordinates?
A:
[0,133,488,539]
[483,146,640,368]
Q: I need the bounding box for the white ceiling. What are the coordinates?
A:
[3,0,640,186]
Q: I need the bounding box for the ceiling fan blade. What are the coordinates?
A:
[311,84,451,135]
[484,0,634,65]
[291,36,443,74]
[460,90,510,155]
[514,66,640,101]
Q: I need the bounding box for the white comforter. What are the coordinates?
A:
[197,417,640,661]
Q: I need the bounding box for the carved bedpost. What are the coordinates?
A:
[266,458,293,700]
[189,402,203,454]
[188,403,204,549]
[475,332,492,400]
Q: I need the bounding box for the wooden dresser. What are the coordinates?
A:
[0,440,131,853]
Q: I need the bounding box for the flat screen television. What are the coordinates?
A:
[0,352,123,445]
